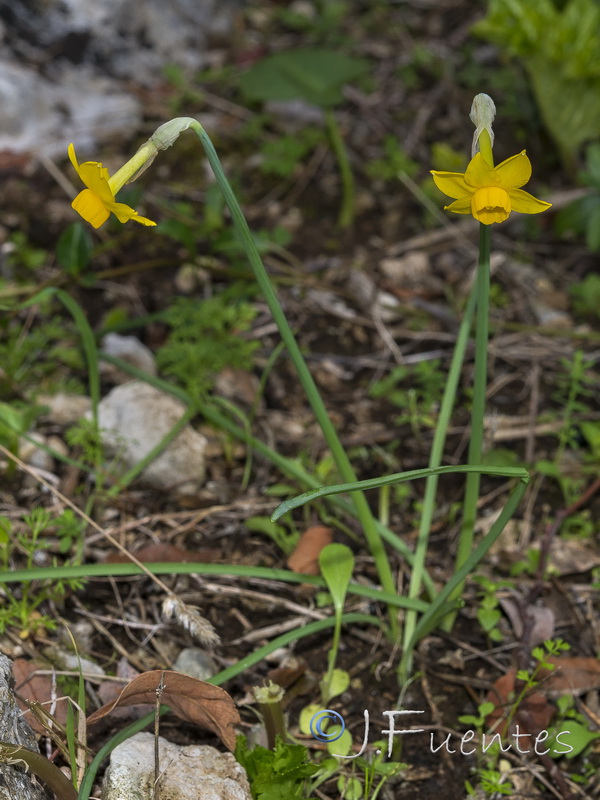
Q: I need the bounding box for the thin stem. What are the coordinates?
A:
[398,277,478,680]
[325,109,355,229]
[442,223,491,632]
[189,121,398,637]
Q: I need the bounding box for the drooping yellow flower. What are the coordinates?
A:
[68,144,156,229]
[431,151,551,225]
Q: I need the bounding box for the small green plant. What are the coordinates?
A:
[318,543,354,703]
[365,136,419,182]
[472,576,512,643]
[245,516,299,555]
[235,735,319,800]
[536,350,596,502]
[466,767,514,797]
[0,509,85,635]
[260,128,325,179]
[368,360,444,435]
[156,287,259,400]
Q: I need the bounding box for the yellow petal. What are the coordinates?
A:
[493,151,531,191]
[72,189,110,229]
[508,188,552,215]
[76,161,115,204]
[430,170,471,200]
[107,201,156,226]
[130,213,157,227]
[68,143,80,176]
[463,152,495,189]
[444,197,472,214]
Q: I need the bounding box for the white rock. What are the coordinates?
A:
[92,381,207,493]
[39,393,92,425]
[100,333,157,383]
[19,433,54,472]
[102,732,251,800]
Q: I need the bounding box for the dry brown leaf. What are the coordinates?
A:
[96,658,151,721]
[86,670,240,750]
[287,525,333,574]
[485,668,554,736]
[539,657,600,697]
[12,658,69,734]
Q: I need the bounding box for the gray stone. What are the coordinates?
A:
[172,647,218,681]
[101,334,157,384]
[39,393,92,425]
[0,655,47,800]
[1,0,236,156]
[92,381,207,493]
[102,732,251,800]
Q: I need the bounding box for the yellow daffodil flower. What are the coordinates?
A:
[431,150,551,225]
[68,143,156,229]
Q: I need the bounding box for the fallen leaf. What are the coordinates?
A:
[485,668,554,736]
[498,596,555,644]
[539,657,600,697]
[86,670,240,750]
[12,658,69,734]
[96,658,152,721]
[287,525,333,574]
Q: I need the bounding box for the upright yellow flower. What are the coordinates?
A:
[68,144,156,229]
[431,151,551,225]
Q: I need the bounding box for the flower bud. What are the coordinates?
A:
[469,93,496,161]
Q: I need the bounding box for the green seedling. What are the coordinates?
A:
[472,576,512,643]
[235,735,319,800]
[465,767,514,797]
[318,543,354,703]
[245,516,299,556]
[0,509,85,635]
[156,289,259,401]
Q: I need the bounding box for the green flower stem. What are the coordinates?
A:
[324,109,355,229]
[398,276,478,680]
[442,223,491,632]
[189,121,398,637]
